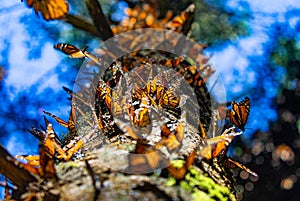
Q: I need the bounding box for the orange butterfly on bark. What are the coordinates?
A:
[199,127,257,177]
[167,150,196,180]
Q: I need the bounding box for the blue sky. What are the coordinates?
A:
[1,3,65,96]
[0,2,74,157]
[0,2,300,196]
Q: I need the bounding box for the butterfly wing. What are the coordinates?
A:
[229,97,250,131]
[167,151,196,180]
[166,4,195,34]
[54,43,87,58]
[224,157,258,177]
[43,106,76,134]
[44,110,68,128]
[67,104,77,133]
[24,0,69,21]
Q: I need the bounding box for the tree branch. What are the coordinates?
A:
[85,0,114,41]
[0,145,37,197]
[63,14,102,38]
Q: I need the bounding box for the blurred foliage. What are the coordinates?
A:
[266,10,300,92]
[192,0,250,45]
[271,37,300,88]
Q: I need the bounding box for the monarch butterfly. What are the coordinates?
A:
[161,120,185,152]
[43,104,76,134]
[167,150,196,180]
[128,149,164,173]
[222,157,258,177]
[24,122,82,179]
[127,135,168,174]
[54,43,88,58]
[199,127,257,177]
[23,0,69,21]
[159,88,179,109]
[166,4,195,34]
[229,97,250,131]
[199,132,236,160]
[39,135,57,179]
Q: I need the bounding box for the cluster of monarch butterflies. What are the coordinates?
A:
[22,118,82,179]
[52,2,255,178]
[0,113,83,200]
[52,42,256,177]
[111,3,194,35]
[22,0,194,34]
[1,2,256,200]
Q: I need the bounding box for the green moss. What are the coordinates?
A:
[176,166,233,201]
[165,159,235,200]
[58,161,80,171]
[166,177,177,186]
[180,180,193,192]
[170,159,186,168]
[192,189,214,201]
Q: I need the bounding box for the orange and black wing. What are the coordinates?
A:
[37,123,59,179]
[38,139,57,179]
[166,4,195,34]
[67,104,77,133]
[223,157,257,177]
[54,43,88,58]
[24,0,69,21]
[229,97,250,131]
[44,110,68,128]
[43,106,76,134]
[200,136,231,160]
[167,150,196,180]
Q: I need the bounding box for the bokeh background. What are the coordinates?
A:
[0,0,300,200]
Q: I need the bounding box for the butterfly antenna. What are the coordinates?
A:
[43,115,50,127]
[43,115,62,145]
[82,45,89,53]
[40,124,46,132]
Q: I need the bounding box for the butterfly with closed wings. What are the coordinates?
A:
[229,97,250,131]
[54,43,88,58]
